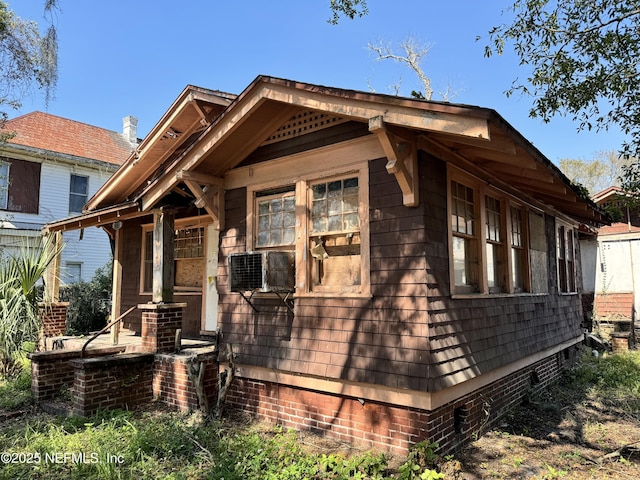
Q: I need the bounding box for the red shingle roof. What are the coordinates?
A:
[2,111,134,166]
[594,292,634,320]
[598,222,640,236]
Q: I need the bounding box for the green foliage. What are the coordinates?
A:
[60,262,112,335]
[328,0,368,24]
[0,350,32,409]
[0,236,62,376]
[397,440,444,480]
[484,1,640,173]
[0,0,58,133]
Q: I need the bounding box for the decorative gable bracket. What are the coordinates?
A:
[368,116,419,207]
[176,170,225,229]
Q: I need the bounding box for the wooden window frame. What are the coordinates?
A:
[140,216,210,295]
[556,221,577,293]
[448,166,532,296]
[247,163,370,298]
[254,186,296,250]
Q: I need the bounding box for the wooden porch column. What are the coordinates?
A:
[44,232,62,302]
[152,208,175,303]
[110,227,123,345]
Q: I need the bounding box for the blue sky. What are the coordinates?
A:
[11,0,628,164]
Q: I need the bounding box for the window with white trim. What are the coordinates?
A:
[0,161,9,209]
[69,174,89,213]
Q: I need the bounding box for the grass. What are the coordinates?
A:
[1,349,639,479]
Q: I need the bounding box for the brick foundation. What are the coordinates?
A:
[226,347,574,455]
[29,347,126,402]
[153,352,219,411]
[139,303,186,353]
[70,353,154,416]
[39,302,69,337]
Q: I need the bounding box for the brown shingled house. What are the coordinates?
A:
[41,77,608,453]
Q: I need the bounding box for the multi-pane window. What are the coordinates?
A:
[0,161,9,209]
[309,176,361,291]
[311,177,359,234]
[256,189,296,248]
[510,207,527,292]
[557,224,576,293]
[451,180,478,292]
[449,172,537,295]
[142,226,205,292]
[69,174,88,213]
[485,195,504,293]
[248,167,370,296]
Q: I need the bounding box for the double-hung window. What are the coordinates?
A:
[449,168,534,296]
[0,161,9,209]
[557,222,577,293]
[255,187,296,249]
[69,174,88,213]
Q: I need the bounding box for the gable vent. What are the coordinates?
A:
[261,110,348,146]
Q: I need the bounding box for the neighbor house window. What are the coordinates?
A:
[449,168,532,295]
[557,223,577,293]
[248,166,369,296]
[64,262,82,284]
[69,174,88,213]
[141,223,206,293]
[0,161,9,209]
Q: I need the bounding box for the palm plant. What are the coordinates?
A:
[0,235,62,376]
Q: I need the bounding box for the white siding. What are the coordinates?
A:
[1,160,116,282]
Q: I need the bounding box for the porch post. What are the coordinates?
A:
[110,227,123,345]
[43,232,62,302]
[152,208,175,303]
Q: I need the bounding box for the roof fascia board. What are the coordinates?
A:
[0,144,121,171]
[85,86,233,212]
[138,78,491,211]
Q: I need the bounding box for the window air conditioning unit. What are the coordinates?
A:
[229,251,294,293]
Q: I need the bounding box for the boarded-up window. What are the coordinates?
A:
[142,226,205,293]
[529,212,548,293]
[0,157,41,213]
[309,176,361,292]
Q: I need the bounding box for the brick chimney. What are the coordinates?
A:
[122,115,138,145]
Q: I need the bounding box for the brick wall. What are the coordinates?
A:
[40,302,69,337]
[226,346,575,455]
[29,347,126,402]
[70,353,154,416]
[153,352,219,411]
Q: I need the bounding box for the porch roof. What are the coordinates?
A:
[44,75,610,234]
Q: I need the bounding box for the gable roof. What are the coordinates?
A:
[45,75,610,232]
[1,111,135,166]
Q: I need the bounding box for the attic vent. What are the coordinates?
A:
[261,110,348,146]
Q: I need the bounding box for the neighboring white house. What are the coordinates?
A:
[0,112,137,283]
[582,186,640,337]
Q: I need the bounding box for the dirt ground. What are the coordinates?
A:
[448,367,640,479]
